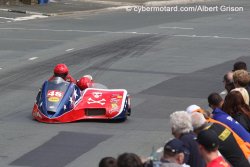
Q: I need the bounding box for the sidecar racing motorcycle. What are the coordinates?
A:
[32,77,131,123]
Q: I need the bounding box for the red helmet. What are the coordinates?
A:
[54,64,69,75]
[77,76,93,90]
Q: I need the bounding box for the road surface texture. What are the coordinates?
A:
[0,0,250,166]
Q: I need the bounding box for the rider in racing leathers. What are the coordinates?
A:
[77,75,94,90]
[36,64,77,103]
[49,64,76,84]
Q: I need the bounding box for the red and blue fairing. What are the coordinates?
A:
[32,77,131,123]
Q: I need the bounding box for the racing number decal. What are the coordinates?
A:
[47,90,64,102]
[47,90,63,97]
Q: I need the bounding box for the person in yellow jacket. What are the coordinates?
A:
[191,112,250,167]
[186,105,250,162]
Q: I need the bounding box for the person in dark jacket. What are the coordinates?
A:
[191,112,250,167]
[161,138,190,166]
[170,111,206,167]
[208,92,250,142]
[196,129,230,167]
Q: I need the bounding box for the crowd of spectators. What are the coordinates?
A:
[99,61,250,167]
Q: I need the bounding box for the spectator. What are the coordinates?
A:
[233,70,250,104]
[233,70,250,88]
[208,93,224,109]
[231,88,249,105]
[186,105,205,114]
[99,157,117,167]
[223,71,235,93]
[170,111,206,167]
[161,138,190,167]
[233,61,247,71]
[196,129,230,167]
[117,153,143,167]
[208,93,250,143]
[191,112,250,167]
[223,91,250,132]
[186,105,211,120]
[187,104,250,162]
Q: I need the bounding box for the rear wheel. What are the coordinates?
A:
[127,108,131,116]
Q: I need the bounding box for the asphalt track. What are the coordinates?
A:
[0,1,250,167]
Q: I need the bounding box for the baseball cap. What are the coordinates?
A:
[164,138,189,155]
[186,105,201,114]
[196,129,219,151]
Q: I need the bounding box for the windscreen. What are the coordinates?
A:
[46,77,70,113]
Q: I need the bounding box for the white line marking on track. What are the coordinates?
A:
[75,18,85,20]
[0,68,2,70]
[0,37,63,42]
[14,15,48,21]
[0,28,154,35]
[173,34,250,41]
[29,57,38,61]
[65,48,75,52]
[159,26,194,30]
[0,9,9,12]
[1,28,250,41]
[0,17,14,20]
[0,15,48,22]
